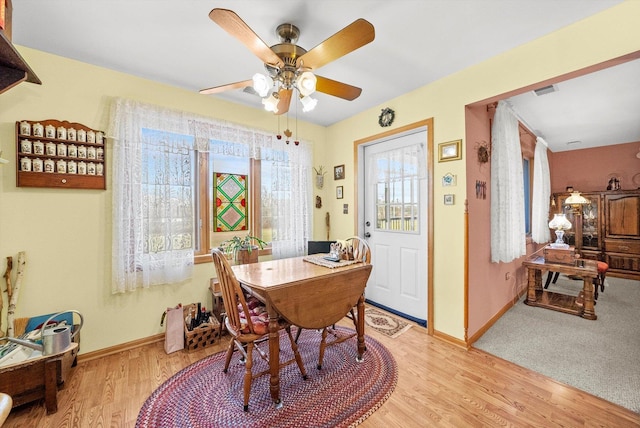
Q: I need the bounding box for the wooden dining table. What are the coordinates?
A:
[231,255,373,407]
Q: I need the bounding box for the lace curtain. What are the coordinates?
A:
[108,98,312,293]
[109,99,195,293]
[490,101,526,263]
[366,142,427,183]
[531,136,551,244]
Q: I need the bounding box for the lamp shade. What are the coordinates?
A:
[300,95,318,112]
[548,213,572,231]
[295,71,317,97]
[252,73,273,98]
[261,93,279,113]
[549,213,572,246]
[564,191,589,205]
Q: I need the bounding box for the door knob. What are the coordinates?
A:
[364,232,371,238]
[365,221,371,227]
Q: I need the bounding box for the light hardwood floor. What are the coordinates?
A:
[4,316,639,427]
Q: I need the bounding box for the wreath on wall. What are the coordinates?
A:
[475,141,491,164]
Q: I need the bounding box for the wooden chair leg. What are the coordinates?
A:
[243,342,254,412]
[223,339,235,373]
[317,328,329,370]
[544,271,554,289]
[285,327,308,379]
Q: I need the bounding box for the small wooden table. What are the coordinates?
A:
[232,256,372,407]
[523,253,598,320]
[0,342,78,414]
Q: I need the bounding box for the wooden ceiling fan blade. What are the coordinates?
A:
[209,9,284,68]
[199,79,253,95]
[296,18,375,70]
[275,88,292,115]
[315,75,362,101]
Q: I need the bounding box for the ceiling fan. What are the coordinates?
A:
[199,8,375,115]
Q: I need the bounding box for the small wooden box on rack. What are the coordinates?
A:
[15,119,106,190]
[543,245,577,265]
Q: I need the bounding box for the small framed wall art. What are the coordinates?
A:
[334,164,345,180]
[442,173,456,186]
[336,186,344,199]
[438,139,462,162]
[444,194,455,205]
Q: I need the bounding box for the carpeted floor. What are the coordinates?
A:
[474,275,640,414]
[136,326,397,427]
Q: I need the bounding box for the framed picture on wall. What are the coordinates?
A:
[438,139,462,162]
[334,164,345,180]
[336,186,344,199]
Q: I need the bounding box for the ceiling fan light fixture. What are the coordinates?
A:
[262,93,279,113]
[295,71,317,97]
[252,73,273,98]
[300,95,318,112]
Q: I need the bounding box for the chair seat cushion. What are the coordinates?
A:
[239,296,270,335]
[597,261,608,273]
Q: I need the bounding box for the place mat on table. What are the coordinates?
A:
[303,253,362,269]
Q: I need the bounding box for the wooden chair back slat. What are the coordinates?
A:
[346,236,371,263]
[211,249,255,335]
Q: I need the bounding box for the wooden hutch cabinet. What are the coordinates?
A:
[603,191,640,278]
[551,190,640,280]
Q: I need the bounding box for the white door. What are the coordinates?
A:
[362,130,428,324]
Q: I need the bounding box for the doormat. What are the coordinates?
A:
[364,307,412,338]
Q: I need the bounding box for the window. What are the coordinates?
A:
[110,98,312,293]
[196,144,272,261]
[373,145,422,233]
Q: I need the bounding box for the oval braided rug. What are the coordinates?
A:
[136,326,397,428]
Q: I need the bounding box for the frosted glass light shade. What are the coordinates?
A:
[549,213,572,246]
[262,93,279,113]
[252,73,273,98]
[548,213,572,231]
[295,71,317,96]
[300,95,318,112]
[564,191,589,206]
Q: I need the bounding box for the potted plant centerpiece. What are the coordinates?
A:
[219,234,267,265]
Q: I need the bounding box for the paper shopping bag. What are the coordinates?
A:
[163,305,184,354]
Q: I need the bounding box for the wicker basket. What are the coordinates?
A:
[183,303,220,352]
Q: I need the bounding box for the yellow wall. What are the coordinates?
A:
[0,49,326,353]
[1,1,639,353]
[316,1,640,339]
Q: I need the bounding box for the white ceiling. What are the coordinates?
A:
[12,0,639,152]
[507,58,640,152]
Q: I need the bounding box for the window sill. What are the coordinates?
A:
[194,247,272,265]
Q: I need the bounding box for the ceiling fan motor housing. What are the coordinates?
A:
[270,42,308,89]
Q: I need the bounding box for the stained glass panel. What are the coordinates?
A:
[214,172,248,232]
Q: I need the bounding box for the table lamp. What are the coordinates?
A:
[548,213,572,248]
[564,191,590,250]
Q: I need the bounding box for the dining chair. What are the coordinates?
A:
[211,248,308,411]
[316,236,371,369]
